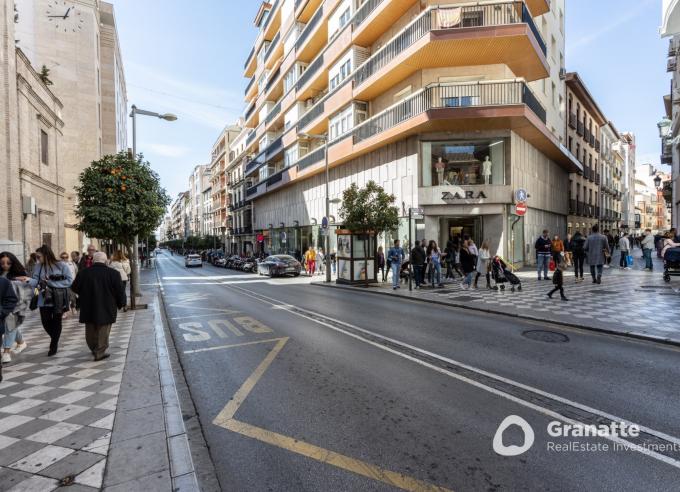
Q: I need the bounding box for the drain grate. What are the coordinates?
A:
[522,330,569,343]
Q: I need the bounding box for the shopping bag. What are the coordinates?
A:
[549,258,556,271]
[626,255,633,267]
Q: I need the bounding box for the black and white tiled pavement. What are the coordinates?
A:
[0,311,133,491]
[361,254,680,343]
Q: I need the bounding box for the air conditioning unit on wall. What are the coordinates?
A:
[22,196,36,215]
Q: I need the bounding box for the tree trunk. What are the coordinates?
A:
[127,243,138,310]
[364,235,369,288]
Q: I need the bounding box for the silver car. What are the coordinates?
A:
[185,254,202,268]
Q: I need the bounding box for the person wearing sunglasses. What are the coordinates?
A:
[27,245,73,356]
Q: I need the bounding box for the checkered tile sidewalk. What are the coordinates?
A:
[0,311,133,491]
[338,253,680,343]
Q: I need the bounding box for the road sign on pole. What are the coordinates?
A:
[515,202,527,216]
[321,217,328,229]
[515,189,528,203]
[409,207,424,220]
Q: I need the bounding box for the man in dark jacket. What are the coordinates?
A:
[78,244,96,271]
[410,240,426,288]
[0,277,18,382]
[534,230,552,280]
[71,252,126,361]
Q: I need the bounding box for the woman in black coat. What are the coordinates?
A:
[459,240,476,290]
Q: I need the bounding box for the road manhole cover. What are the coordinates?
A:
[522,330,569,343]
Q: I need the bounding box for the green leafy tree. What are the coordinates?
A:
[76,152,170,306]
[339,181,400,284]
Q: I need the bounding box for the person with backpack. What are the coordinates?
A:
[410,240,426,289]
[571,230,586,281]
[534,230,552,280]
[546,262,569,301]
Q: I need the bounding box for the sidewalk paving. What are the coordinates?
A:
[319,254,680,345]
[0,269,198,491]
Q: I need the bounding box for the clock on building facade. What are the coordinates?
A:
[46,1,84,32]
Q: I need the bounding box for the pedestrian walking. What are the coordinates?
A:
[459,240,476,290]
[71,252,126,361]
[571,230,586,281]
[60,252,78,318]
[584,224,609,284]
[429,241,444,288]
[604,230,615,268]
[304,246,316,276]
[70,251,81,266]
[25,253,38,277]
[425,240,436,286]
[0,252,31,363]
[444,239,456,279]
[535,230,552,280]
[0,276,18,382]
[563,233,573,267]
[376,246,386,282]
[387,239,405,290]
[28,245,73,356]
[474,241,492,289]
[330,250,336,275]
[452,242,464,278]
[546,262,569,301]
[641,229,655,271]
[317,249,325,276]
[78,244,97,271]
[109,250,131,301]
[619,233,631,269]
[410,240,426,288]
[551,235,564,265]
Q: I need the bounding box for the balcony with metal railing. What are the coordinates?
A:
[297,146,326,172]
[568,113,576,129]
[265,100,282,126]
[349,81,546,145]
[295,4,324,55]
[352,2,548,100]
[576,121,584,137]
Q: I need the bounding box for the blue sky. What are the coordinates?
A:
[111,0,670,201]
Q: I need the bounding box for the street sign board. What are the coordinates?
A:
[410,207,424,215]
[321,217,328,229]
[515,189,528,203]
[515,202,527,216]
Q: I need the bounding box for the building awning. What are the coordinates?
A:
[661,0,680,37]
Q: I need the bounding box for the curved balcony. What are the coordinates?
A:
[352,2,548,101]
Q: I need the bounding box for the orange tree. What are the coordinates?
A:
[75,152,170,303]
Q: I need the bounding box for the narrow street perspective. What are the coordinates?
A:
[1,0,680,491]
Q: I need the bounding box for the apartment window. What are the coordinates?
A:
[576,183,581,202]
[551,82,557,108]
[40,130,48,165]
[329,54,352,91]
[329,105,353,140]
[422,139,505,186]
[551,36,557,60]
[576,143,580,162]
[568,136,573,152]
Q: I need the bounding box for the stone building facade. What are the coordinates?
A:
[1,1,65,260]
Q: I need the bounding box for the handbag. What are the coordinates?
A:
[626,255,634,267]
[28,264,42,311]
[549,258,556,271]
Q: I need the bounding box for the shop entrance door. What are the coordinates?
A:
[446,217,483,246]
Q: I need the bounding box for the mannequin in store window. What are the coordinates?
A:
[434,157,446,185]
[482,155,493,185]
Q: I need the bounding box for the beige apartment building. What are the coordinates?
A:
[209,124,242,245]
[1,2,66,259]
[599,121,623,232]
[236,0,577,266]
[15,0,127,253]
[565,72,605,235]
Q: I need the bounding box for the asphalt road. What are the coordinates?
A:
[155,252,680,492]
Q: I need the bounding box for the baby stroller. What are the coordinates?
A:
[491,256,522,292]
[400,260,412,284]
[663,247,680,282]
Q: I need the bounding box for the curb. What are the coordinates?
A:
[315,282,680,349]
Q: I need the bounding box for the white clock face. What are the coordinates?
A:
[46,1,84,33]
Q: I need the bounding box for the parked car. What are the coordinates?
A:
[257,255,302,277]
[214,257,226,267]
[185,254,203,268]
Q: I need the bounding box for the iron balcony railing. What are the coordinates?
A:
[296,54,324,92]
[266,169,285,186]
[261,0,279,32]
[568,112,576,129]
[265,101,282,125]
[595,139,600,152]
[353,2,546,88]
[350,81,546,145]
[296,146,326,171]
[244,103,256,121]
[584,128,591,144]
[569,199,577,214]
[246,185,259,197]
[352,0,384,28]
[577,121,584,137]
[264,32,280,63]
[589,134,595,147]
[246,130,257,146]
[296,5,323,51]
[265,67,281,94]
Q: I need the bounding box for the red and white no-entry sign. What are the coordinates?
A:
[515,202,527,216]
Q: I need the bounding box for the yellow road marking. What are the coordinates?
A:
[224,419,452,492]
[212,336,453,492]
[213,337,289,423]
[184,337,287,354]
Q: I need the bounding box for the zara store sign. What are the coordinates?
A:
[441,190,488,202]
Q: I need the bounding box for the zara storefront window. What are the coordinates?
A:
[422,140,505,186]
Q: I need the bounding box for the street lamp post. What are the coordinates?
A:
[299,133,340,283]
[130,105,177,308]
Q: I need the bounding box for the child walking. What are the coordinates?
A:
[547,262,569,301]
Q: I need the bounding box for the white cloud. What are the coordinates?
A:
[146,143,191,158]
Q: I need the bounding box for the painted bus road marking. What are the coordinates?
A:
[179,317,274,344]
[211,337,452,492]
